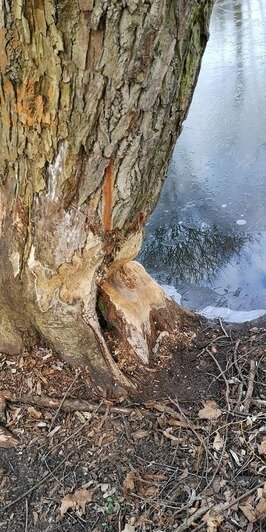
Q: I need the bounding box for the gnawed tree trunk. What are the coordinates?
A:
[0,0,213,397]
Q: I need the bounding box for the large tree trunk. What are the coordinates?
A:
[0,0,213,396]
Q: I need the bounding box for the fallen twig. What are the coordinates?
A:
[175,502,214,532]
[169,398,219,468]
[196,335,228,358]
[175,482,264,532]
[24,498,28,532]
[49,371,80,431]
[5,393,134,415]
[234,382,243,413]
[40,403,100,461]
[219,318,228,337]
[207,349,231,412]
[233,338,243,381]
[251,398,266,407]
[243,360,256,413]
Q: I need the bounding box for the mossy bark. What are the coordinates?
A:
[0,0,213,395]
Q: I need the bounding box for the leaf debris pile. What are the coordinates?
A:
[0,321,265,531]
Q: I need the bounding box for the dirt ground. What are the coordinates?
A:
[0,318,265,531]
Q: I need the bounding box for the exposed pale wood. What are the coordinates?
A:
[99,261,198,366]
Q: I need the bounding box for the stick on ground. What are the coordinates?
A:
[243,360,256,414]
[5,393,134,415]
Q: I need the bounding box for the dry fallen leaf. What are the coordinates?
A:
[144,473,166,482]
[212,477,224,494]
[230,449,241,466]
[121,525,135,532]
[198,401,222,420]
[202,510,224,531]
[169,418,196,429]
[255,496,266,519]
[239,502,256,523]
[213,431,224,451]
[60,488,92,516]
[131,429,149,440]
[99,432,116,446]
[100,483,109,493]
[0,426,19,449]
[258,440,266,456]
[144,485,159,497]
[27,406,42,419]
[255,486,266,520]
[123,470,136,492]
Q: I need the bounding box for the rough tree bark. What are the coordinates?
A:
[0,0,213,396]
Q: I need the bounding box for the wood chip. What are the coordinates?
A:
[0,426,19,448]
[258,440,266,456]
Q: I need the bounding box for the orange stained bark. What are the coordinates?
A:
[102,157,114,232]
[16,78,45,126]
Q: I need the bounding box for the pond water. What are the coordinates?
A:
[140,0,266,317]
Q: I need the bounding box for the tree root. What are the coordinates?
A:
[31,303,133,397]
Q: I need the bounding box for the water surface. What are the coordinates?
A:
[140,0,266,313]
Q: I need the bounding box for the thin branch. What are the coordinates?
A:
[175,502,214,532]
[207,349,231,412]
[233,338,244,381]
[251,398,266,406]
[24,498,28,532]
[218,318,228,337]
[169,398,219,467]
[175,482,264,532]
[234,382,243,413]
[243,360,256,413]
[6,393,133,415]
[196,335,228,358]
[49,371,80,432]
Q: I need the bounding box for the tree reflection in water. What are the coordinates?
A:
[140,222,248,285]
[139,0,266,311]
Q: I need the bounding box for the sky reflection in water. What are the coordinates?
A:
[140,0,266,312]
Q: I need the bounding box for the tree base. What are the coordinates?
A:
[0,314,23,356]
[1,261,201,400]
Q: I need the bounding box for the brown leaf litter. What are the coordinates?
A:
[0,319,265,530]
